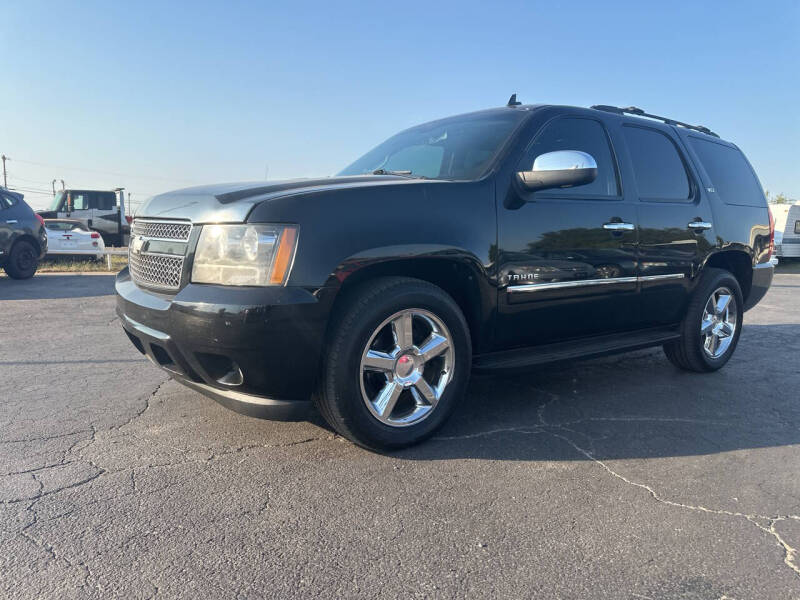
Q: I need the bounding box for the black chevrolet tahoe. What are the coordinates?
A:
[116,101,775,450]
[0,188,48,279]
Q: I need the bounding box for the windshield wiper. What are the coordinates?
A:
[371,169,426,179]
[372,169,413,177]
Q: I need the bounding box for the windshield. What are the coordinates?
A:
[49,191,64,211]
[338,111,527,180]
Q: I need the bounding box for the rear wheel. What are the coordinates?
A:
[316,277,471,450]
[3,240,39,279]
[663,268,743,372]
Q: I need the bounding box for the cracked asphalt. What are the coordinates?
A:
[1,272,799,599]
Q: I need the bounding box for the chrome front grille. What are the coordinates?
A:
[129,219,191,291]
[129,253,184,290]
[131,220,192,241]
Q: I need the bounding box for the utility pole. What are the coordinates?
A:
[1,155,7,188]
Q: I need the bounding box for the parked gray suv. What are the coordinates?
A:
[0,189,48,279]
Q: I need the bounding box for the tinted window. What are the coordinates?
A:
[0,192,18,208]
[91,192,116,210]
[521,118,619,197]
[623,127,691,200]
[689,137,765,207]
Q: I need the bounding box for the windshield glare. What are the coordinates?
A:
[49,191,64,211]
[338,111,526,180]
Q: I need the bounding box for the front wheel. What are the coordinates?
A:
[3,240,39,279]
[316,277,472,451]
[663,268,743,372]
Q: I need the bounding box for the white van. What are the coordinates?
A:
[777,204,800,259]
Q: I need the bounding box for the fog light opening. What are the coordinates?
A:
[217,366,244,386]
[125,331,146,355]
[196,353,244,387]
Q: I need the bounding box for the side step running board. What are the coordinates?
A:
[473,328,680,371]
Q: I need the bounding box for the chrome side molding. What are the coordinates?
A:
[638,273,686,282]
[507,273,685,294]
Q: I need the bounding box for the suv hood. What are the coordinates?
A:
[137,175,426,223]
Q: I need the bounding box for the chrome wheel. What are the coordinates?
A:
[701,286,738,359]
[359,309,455,427]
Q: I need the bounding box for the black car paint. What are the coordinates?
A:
[0,190,47,268]
[116,104,773,418]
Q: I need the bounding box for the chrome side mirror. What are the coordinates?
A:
[516,150,598,193]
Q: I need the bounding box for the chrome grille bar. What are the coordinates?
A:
[129,219,191,291]
[131,220,192,241]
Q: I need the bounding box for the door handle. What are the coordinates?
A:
[5,219,18,224]
[688,221,712,231]
[603,222,635,231]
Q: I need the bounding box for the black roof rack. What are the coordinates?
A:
[590,105,719,138]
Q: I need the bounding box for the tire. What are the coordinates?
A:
[316,277,472,451]
[663,268,744,372]
[3,240,39,280]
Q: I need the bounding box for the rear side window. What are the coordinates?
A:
[623,126,691,201]
[689,137,766,207]
[521,118,620,197]
[0,192,18,208]
[91,192,116,210]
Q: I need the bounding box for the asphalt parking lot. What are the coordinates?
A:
[1,272,799,599]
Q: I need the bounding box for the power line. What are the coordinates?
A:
[7,184,53,194]
[8,189,53,195]
[11,157,201,184]
[6,173,57,186]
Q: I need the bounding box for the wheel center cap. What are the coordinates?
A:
[395,354,416,378]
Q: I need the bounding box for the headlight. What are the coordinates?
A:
[191,224,298,286]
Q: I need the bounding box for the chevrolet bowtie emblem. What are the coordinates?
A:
[131,236,145,254]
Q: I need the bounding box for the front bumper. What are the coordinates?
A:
[743,262,774,312]
[116,268,332,420]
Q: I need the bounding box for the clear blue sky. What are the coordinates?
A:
[2,0,798,211]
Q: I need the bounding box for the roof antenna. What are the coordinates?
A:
[507,93,522,107]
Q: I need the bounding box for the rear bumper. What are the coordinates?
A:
[744,262,774,312]
[116,268,332,420]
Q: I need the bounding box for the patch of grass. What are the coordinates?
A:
[37,254,129,273]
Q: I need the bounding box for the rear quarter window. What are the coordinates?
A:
[0,192,18,209]
[689,137,766,207]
